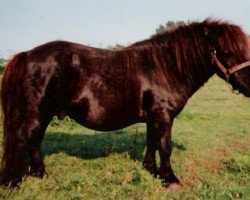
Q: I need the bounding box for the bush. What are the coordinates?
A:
[0,58,6,73]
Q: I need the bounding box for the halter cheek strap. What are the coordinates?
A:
[211,50,250,82]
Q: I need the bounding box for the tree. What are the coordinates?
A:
[107,44,125,50]
[0,58,6,73]
[155,20,190,34]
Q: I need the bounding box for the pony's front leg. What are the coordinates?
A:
[155,119,180,188]
[143,113,157,176]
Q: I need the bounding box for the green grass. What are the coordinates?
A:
[0,76,250,200]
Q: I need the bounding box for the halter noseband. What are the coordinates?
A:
[211,49,250,82]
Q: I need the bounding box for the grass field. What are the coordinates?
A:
[0,76,249,200]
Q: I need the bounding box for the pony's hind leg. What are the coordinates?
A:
[0,114,52,187]
[0,52,58,187]
[28,117,52,178]
[27,88,58,178]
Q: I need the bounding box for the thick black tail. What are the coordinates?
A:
[0,52,28,187]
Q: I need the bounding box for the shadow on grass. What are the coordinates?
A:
[42,130,186,162]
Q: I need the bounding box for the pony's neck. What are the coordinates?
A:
[181,55,215,97]
[163,33,215,97]
[130,27,216,98]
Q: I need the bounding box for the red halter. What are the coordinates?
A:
[211,50,250,82]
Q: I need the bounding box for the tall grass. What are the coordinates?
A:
[0,76,249,199]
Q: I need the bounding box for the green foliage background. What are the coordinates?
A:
[0,59,6,74]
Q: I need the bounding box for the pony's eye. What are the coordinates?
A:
[223,51,233,57]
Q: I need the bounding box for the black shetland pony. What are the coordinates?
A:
[1,19,250,188]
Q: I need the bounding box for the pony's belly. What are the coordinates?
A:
[72,112,139,131]
[66,102,141,131]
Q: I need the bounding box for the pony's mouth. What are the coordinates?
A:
[229,77,250,97]
[242,91,250,97]
[232,85,250,97]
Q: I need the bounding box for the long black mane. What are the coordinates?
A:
[126,19,249,91]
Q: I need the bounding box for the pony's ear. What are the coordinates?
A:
[204,26,218,46]
[204,27,212,36]
[204,26,218,53]
[204,25,220,39]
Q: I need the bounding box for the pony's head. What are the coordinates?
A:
[204,19,250,97]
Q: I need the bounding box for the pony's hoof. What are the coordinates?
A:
[28,165,46,178]
[0,175,21,188]
[160,173,180,189]
[143,162,158,177]
[169,182,181,190]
